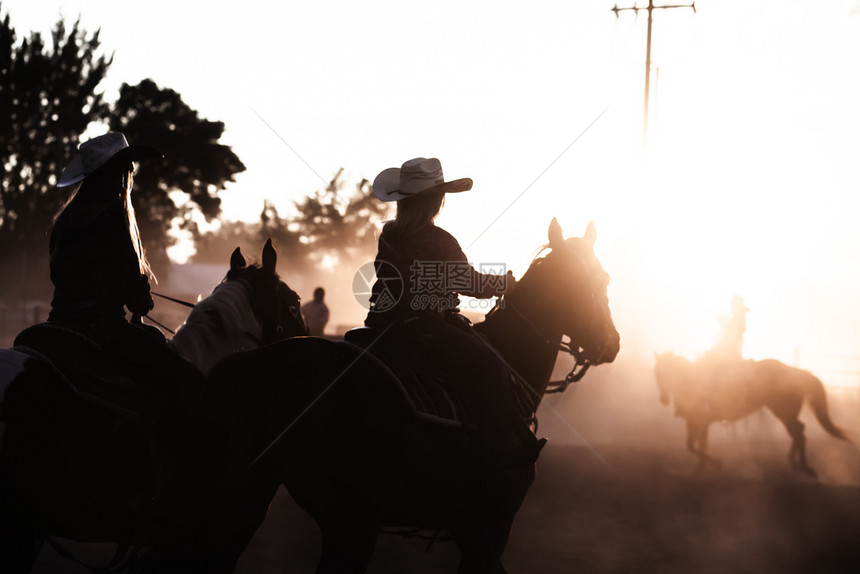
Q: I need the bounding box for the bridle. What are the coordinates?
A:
[152,275,305,345]
[144,291,195,334]
[547,339,591,393]
[257,281,306,343]
[491,295,593,394]
[488,244,610,394]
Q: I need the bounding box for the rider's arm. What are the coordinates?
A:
[435,228,515,299]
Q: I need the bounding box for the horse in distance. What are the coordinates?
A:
[654,351,851,477]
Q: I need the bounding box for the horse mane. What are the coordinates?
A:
[493,243,559,311]
[169,278,263,374]
[225,261,276,282]
[514,237,588,291]
[187,279,260,336]
[482,248,548,323]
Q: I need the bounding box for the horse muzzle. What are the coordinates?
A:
[584,330,620,365]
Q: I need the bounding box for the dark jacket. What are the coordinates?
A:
[48,197,150,325]
[366,224,507,327]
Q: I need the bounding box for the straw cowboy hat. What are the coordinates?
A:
[57,132,162,188]
[372,157,472,202]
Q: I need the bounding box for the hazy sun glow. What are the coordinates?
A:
[4,0,859,387]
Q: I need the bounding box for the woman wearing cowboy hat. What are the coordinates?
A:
[47,132,199,393]
[366,157,539,468]
[50,132,160,330]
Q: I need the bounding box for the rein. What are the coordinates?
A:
[546,341,590,394]
[152,291,196,309]
[145,291,198,335]
[149,287,276,343]
[490,295,591,395]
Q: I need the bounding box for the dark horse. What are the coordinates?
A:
[204,218,620,573]
[0,240,307,573]
[654,352,852,477]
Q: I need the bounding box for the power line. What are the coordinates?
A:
[612,1,696,153]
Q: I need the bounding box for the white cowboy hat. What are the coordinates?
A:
[57,132,162,187]
[372,157,472,202]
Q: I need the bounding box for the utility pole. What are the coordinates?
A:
[612,1,696,152]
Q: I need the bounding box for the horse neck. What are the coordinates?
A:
[475,270,561,411]
[170,279,261,374]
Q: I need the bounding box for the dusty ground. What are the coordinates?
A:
[29,362,860,573]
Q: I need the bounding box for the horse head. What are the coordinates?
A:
[226,238,308,344]
[171,239,307,374]
[509,218,620,367]
[653,352,695,408]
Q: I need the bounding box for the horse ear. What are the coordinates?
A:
[548,217,564,248]
[262,238,277,273]
[230,247,246,271]
[584,220,597,248]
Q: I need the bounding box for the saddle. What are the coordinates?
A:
[9,323,199,551]
[13,322,165,423]
[343,327,473,426]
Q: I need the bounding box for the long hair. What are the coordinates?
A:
[382,191,445,238]
[54,160,153,278]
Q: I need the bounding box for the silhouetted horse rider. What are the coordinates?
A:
[365,157,539,467]
[19,132,199,422]
[50,133,159,330]
[713,294,749,362]
[701,295,750,373]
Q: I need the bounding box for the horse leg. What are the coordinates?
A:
[197,476,282,573]
[684,420,702,470]
[699,424,723,471]
[686,421,721,472]
[769,399,817,478]
[455,508,512,574]
[313,505,380,574]
[0,477,43,574]
[455,525,508,574]
[138,465,282,574]
[453,467,533,574]
[783,419,816,478]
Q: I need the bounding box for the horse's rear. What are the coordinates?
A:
[0,350,156,573]
[754,359,851,476]
[754,359,847,437]
[1,350,46,572]
[0,348,232,573]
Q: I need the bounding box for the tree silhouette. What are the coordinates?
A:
[190,203,307,270]
[0,4,245,296]
[191,170,387,273]
[290,169,387,266]
[108,78,246,278]
[0,8,111,298]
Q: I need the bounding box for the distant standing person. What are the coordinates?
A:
[302,287,330,336]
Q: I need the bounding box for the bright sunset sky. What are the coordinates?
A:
[4,0,860,385]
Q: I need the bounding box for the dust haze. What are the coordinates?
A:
[30,320,860,573]
[234,350,860,573]
[15,226,860,573]
[229,273,860,572]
